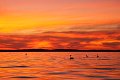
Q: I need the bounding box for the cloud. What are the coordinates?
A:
[0,30,119,50]
[69,23,120,32]
[1,23,119,35]
[102,42,120,49]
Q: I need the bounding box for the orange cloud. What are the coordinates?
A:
[0,31,120,50]
[28,41,54,49]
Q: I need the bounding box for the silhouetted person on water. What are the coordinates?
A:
[70,55,74,60]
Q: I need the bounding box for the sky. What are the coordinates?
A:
[0,0,120,50]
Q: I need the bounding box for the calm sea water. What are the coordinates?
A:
[0,52,119,80]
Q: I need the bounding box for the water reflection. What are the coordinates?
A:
[0,52,119,80]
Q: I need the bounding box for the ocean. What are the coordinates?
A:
[0,52,119,80]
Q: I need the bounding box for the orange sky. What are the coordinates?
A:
[0,0,120,50]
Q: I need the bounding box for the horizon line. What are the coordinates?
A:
[0,49,119,52]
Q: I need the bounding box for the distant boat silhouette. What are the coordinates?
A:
[70,55,74,59]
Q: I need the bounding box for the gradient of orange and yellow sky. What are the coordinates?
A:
[0,0,120,50]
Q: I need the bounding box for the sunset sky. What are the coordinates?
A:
[0,0,120,50]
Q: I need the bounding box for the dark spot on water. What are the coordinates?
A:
[12,76,38,78]
[92,68,116,70]
[85,75,109,78]
[68,70,81,73]
[47,71,69,75]
[0,65,29,68]
[14,66,29,68]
